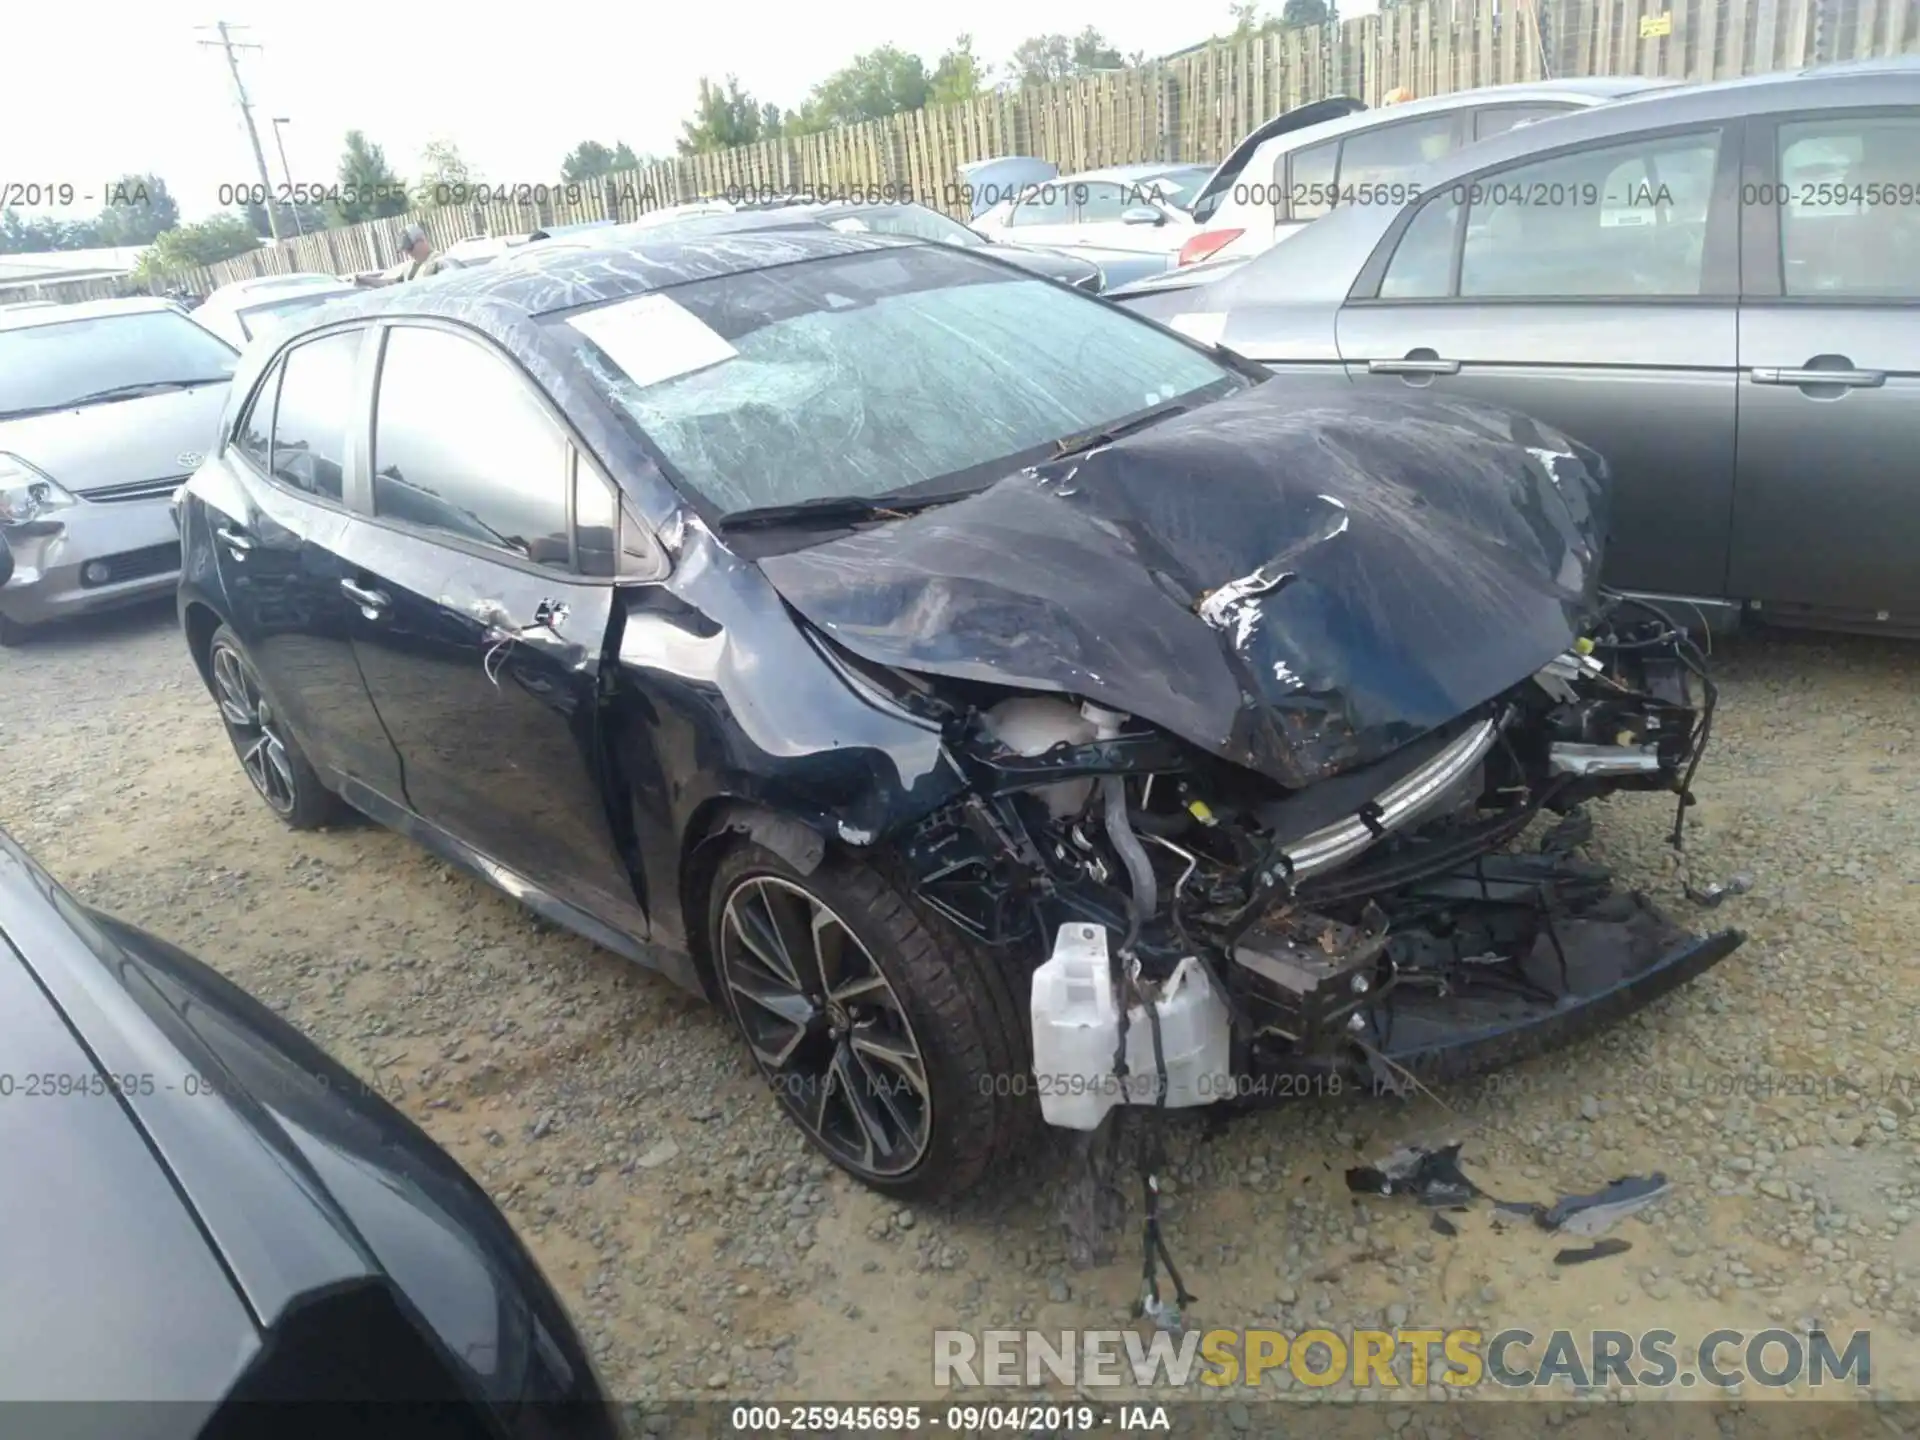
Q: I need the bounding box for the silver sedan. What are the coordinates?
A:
[0,299,237,644]
[1113,58,1920,638]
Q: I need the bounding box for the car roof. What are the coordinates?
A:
[205,274,353,305]
[1246,74,1674,157]
[289,225,905,325]
[223,227,916,414]
[0,294,181,331]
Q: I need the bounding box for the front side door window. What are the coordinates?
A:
[1774,114,1920,298]
[371,326,574,568]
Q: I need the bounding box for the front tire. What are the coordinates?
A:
[206,625,340,830]
[707,841,1034,1198]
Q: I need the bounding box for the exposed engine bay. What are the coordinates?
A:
[869,592,1745,1115]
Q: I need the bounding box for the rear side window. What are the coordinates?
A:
[1775,115,1920,298]
[371,326,573,569]
[1006,184,1075,227]
[234,365,281,472]
[1378,190,1463,299]
[1284,140,1340,221]
[1336,115,1459,197]
[270,331,362,502]
[1456,129,1723,297]
[1076,182,1133,223]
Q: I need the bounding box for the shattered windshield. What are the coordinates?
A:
[556,245,1246,517]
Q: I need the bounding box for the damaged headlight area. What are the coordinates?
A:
[890,593,1745,1126]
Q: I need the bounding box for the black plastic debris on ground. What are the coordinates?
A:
[1347,1143,1671,1244]
[1555,1237,1633,1266]
[1344,1144,1482,1208]
[1536,1173,1670,1236]
[1430,1212,1459,1237]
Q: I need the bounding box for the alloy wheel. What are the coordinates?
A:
[718,874,933,1179]
[210,642,298,816]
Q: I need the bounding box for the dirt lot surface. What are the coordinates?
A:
[3,601,1917,1425]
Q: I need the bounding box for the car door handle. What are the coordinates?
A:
[215,524,254,555]
[340,578,389,612]
[1369,357,1461,375]
[1749,367,1885,389]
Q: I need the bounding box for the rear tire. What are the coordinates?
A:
[206,625,341,830]
[707,841,1035,1199]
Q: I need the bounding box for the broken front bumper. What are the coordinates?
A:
[1237,872,1745,1101]
[1032,838,1745,1126]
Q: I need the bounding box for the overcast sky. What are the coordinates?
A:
[3,0,1349,226]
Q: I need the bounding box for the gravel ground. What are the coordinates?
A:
[2,599,1917,1421]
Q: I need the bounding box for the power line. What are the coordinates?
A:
[196,21,284,243]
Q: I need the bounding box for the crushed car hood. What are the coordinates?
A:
[758,381,1609,789]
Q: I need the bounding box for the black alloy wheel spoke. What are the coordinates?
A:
[718,874,933,1179]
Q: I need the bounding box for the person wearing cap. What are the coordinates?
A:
[354,224,450,287]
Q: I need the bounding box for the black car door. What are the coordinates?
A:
[200,328,406,799]
[335,320,646,938]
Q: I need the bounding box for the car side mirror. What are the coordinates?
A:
[0,529,13,589]
[1121,207,1164,226]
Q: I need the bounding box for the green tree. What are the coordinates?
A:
[0,211,89,253]
[790,45,931,132]
[1281,0,1335,25]
[560,140,647,182]
[413,138,474,208]
[929,34,988,104]
[91,174,180,246]
[1008,27,1126,87]
[678,75,771,154]
[758,104,785,140]
[332,130,410,224]
[133,214,261,280]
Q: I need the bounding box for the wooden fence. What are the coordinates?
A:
[27,0,1916,302]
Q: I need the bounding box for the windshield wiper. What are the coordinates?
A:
[1051,401,1192,459]
[719,490,969,532]
[12,378,234,417]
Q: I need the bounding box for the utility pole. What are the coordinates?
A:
[197,21,283,243]
[271,118,304,236]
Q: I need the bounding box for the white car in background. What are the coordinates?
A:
[970,162,1215,286]
[1173,76,1674,270]
[192,272,360,350]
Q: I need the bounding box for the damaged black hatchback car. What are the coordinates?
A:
[176,229,1743,1197]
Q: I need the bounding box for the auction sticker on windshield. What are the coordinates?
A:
[566,292,737,390]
